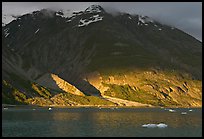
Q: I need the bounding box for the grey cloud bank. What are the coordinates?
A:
[2,2,202,41]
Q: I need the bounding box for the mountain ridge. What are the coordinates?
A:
[2,5,202,107]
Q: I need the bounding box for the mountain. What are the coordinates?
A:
[2,5,202,107]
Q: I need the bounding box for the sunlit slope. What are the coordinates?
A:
[2,5,202,107]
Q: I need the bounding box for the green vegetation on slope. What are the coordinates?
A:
[2,79,116,106]
[31,83,52,99]
[103,83,178,107]
[51,92,116,106]
[2,80,27,105]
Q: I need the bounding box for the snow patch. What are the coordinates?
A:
[158,28,162,31]
[138,15,145,24]
[128,16,132,19]
[73,11,83,16]
[66,20,72,22]
[78,15,103,27]
[5,33,10,38]
[56,10,76,18]
[4,28,10,38]
[56,12,62,16]
[2,14,17,26]
[35,29,40,34]
[93,14,99,18]
[56,10,83,22]
[138,15,154,25]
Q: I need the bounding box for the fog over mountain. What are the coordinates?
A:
[2,2,202,41]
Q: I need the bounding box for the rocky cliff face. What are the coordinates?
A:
[2,5,202,107]
[84,70,201,107]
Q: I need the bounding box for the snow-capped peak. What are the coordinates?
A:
[85,5,104,13]
[2,14,18,26]
[138,15,154,25]
[56,9,74,18]
[56,9,84,19]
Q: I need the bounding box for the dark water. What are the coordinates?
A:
[2,107,202,137]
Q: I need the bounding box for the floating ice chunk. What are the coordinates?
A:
[189,109,193,112]
[168,109,176,112]
[142,123,168,128]
[157,123,168,128]
[142,124,157,128]
[181,112,187,115]
[3,107,8,110]
[48,107,52,110]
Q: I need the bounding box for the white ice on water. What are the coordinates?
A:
[142,123,168,128]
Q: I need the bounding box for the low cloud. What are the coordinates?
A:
[2,2,202,41]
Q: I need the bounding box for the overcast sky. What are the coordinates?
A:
[2,2,202,41]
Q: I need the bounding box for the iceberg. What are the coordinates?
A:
[157,123,168,128]
[142,123,168,128]
[142,124,157,128]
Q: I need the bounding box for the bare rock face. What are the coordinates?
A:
[51,74,85,96]
[35,73,61,91]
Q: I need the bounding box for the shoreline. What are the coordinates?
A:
[2,104,202,109]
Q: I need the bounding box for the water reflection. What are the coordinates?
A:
[2,108,202,137]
